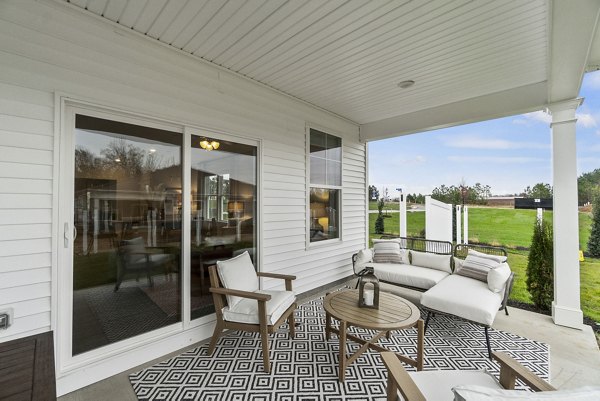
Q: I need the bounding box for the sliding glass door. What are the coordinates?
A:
[189,136,257,320]
[72,115,182,355]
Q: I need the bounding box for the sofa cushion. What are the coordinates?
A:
[373,239,407,264]
[410,250,452,274]
[456,250,505,282]
[399,370,501,401]
[487,262,512,293]
[453,385,600,401]
[222,289,295,325]
[217,251,259,309]
[371,263,450,290]
[421,275,503,326]
[354,249,373,274]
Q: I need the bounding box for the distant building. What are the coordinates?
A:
[486,196,519,207]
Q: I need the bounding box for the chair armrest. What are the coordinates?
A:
[501,272,515,310]
[209,287,271,302]
[492,352,556,391]
[256,272,296,291]
[381,352,426,401]
[256,272,296,280]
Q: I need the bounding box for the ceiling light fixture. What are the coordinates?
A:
[397,80,415,89]
[199,138,220,151]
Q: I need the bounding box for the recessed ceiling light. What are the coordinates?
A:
[149,149,156,153]
[115,158,121,162]
[397,80,415,89]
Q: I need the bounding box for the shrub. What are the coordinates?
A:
[587,197,600,257]
[375,198,385,234]
[526,219,554,310]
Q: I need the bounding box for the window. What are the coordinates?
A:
[309,128,341,243]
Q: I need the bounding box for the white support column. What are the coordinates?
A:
[456,205,462,244]
[548,99,583,329]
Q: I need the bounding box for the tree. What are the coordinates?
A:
[587,196,600,257]
[431,182,491,205]
[578,168,600,205]
[369,185,379,201]
[374,198,385,234]
[523,183,553,199]
[526,218,554,310]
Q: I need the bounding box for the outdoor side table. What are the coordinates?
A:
[323,289,424,382]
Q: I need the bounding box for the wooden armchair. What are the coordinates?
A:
[382,351,555,401]
[207,251,297,373]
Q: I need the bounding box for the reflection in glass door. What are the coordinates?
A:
[190,136,257,320]
[72,115,182,355]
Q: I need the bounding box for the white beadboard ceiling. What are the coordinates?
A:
[58,0,599,137]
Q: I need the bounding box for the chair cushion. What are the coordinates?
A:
[453,385,600,401]
[222,290,296,325]
[487,263,512,293]
[371,263,450,290]
[397,370,501,401]
[354,249,373,274]
[217,251,259,309]
[373,239,407,264]
[456,250,505,282]
[410,251,452,273]
[421,275,503,326]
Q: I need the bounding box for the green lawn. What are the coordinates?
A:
[369,201,399,210]
[368,207,599,323]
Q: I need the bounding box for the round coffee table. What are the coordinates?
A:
[323,289,424,381]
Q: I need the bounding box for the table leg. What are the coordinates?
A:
[339,320,347,382]
[417,319,424,371]
[325,311,331,340]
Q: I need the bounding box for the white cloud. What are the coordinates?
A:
[576,112,597,128]
[447,156,545,164]
[444,134,548,150]
[512,111,551,126]
[584,70,600,89]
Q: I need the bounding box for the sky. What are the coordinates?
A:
[368,71,600,197]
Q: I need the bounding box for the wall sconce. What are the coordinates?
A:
[200,138,220,151]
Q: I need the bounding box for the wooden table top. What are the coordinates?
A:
[323,290,420,331]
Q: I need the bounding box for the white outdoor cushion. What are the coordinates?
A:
[354,248,373,274]
[371,263,450,290]
[222,289,295,325]
[468,249,508,264]
[453,385,600,401]
[410,250,452,274]
[373,239,406,263]
[487,263,512,293]
[397,370,501,401]
[421,275,503,326]
[216,251,259,309]
[457,252,503,282]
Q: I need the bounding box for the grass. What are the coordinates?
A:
[369,201,399,210]
[368,207,600,324]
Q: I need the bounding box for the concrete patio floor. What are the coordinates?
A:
[59,279,600,400]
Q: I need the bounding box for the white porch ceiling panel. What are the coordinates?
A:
[62,0,549,125]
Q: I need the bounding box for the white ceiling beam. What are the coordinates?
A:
[548,0,600,102]
[359,82,547,142]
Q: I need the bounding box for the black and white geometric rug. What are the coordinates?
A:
[130,295,549,400]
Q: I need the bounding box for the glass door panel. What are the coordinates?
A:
[72,115,182,355]
[190,136,257,320]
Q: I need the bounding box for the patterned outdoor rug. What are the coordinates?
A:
[130,294,549,401]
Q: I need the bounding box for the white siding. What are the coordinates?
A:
[0,0,365,349]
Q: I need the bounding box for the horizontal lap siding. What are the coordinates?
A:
[0,0,363,341]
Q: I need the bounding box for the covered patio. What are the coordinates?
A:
[1,0,600,399]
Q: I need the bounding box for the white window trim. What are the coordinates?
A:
[305,124,343,249]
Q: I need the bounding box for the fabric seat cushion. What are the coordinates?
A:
[453,385,600,401]
[370,263,450,290]
[217,251,259,309]
[456,250,504,282]
[421,275,503,326]
[354,248,373,274]
[372,239,407,264]
[410,250,452,273]
[222,290,296,325]
[398,370,501,401]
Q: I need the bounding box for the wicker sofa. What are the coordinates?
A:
[352,237,515,357]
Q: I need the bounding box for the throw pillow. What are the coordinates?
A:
[456,250,503,282]
[453,385,600,401]
[354,248,373,274]
[487,262,512,293]
[468,249,508,264]
[217,251,259,309]
[372,239,406,264]
[410,250,452,273]
[453,256,464,272]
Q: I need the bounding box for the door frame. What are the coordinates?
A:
[53,94,262,394]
